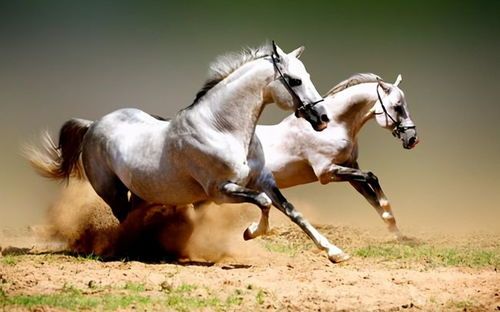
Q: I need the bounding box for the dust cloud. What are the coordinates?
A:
[36,180,266,262]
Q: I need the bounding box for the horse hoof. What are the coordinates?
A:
[243,230,251,241]
[243,228,254,241]
[243,222,258,241]
[328,252,350,263]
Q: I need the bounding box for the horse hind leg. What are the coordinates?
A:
[321,163,405,239]
[91,174,131,223]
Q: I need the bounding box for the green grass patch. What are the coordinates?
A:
[450,300,474,309]
[354,243,500,268]
[103,293,152,310]
[171,284,197,294]
[5,291,153,311]
[78,253,102,262]
[1,282,248,311]
[256,289,266,305]
[0,255,18,266]
[226,294,243,306]
[123,282,145,292]
[164,295,223,311]
[3,286,99,310]
[261,241,305,256]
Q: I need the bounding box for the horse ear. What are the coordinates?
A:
[289,46,305,59]
[377,79,391,93]
[272,40,286,61]
[272,40,278,54]
[394,74,402,87]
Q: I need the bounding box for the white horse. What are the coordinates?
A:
[249,73,418,256]
[28,43,355,263]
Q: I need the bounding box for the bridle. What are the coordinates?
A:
[376,83,416,138]
[270,42,324,117]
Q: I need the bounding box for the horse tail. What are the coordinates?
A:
[25,118,93,181]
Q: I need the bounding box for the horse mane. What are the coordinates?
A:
[324,73,382,97]
[184,44,272,110]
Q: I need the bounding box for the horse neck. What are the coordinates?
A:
[188,58,273,147]
[324,82,379,139]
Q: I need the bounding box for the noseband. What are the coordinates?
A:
[270,49,323,117]
[376,84,416,138]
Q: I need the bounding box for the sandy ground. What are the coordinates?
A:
[0,182,498,311]
[1,223,499,311]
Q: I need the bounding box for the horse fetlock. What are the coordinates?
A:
[382,211,395,222]
[255,193,272,207]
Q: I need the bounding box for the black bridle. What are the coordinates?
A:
[270,42,324,117]
[376,83,416,138]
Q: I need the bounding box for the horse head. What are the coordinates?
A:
[373,74,419,149]
[265,41,329,131]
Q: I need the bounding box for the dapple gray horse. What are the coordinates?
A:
[28,43,355,263]
[249,73,418,259]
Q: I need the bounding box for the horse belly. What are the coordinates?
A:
[115,144,208,205]
[271,159,318,188]
[130,173,207,205]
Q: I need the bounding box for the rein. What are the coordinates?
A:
[270,43,323,117]
[376,84,416,138]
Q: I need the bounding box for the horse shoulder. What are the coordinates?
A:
[304,127,356,181]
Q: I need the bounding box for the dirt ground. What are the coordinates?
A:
[1,224,499,311]
[0,182,499,311]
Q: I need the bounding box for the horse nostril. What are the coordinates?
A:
[408,137,416,146]
[321,114,329,122]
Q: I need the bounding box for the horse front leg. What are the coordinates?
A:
[319,163,403,238]
[256,174,349,263]
[219,182,271,240]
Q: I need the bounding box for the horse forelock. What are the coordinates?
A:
[184,44,272,110]
[324,73,383,97]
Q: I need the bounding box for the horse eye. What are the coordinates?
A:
[288,77,302,87]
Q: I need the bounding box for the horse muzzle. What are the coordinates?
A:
[399,128,419,149]
[295,102,329,132]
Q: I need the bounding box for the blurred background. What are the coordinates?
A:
[1,1,499,232]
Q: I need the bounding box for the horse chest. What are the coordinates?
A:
[329,138,354,163]
[310,129,354,164]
